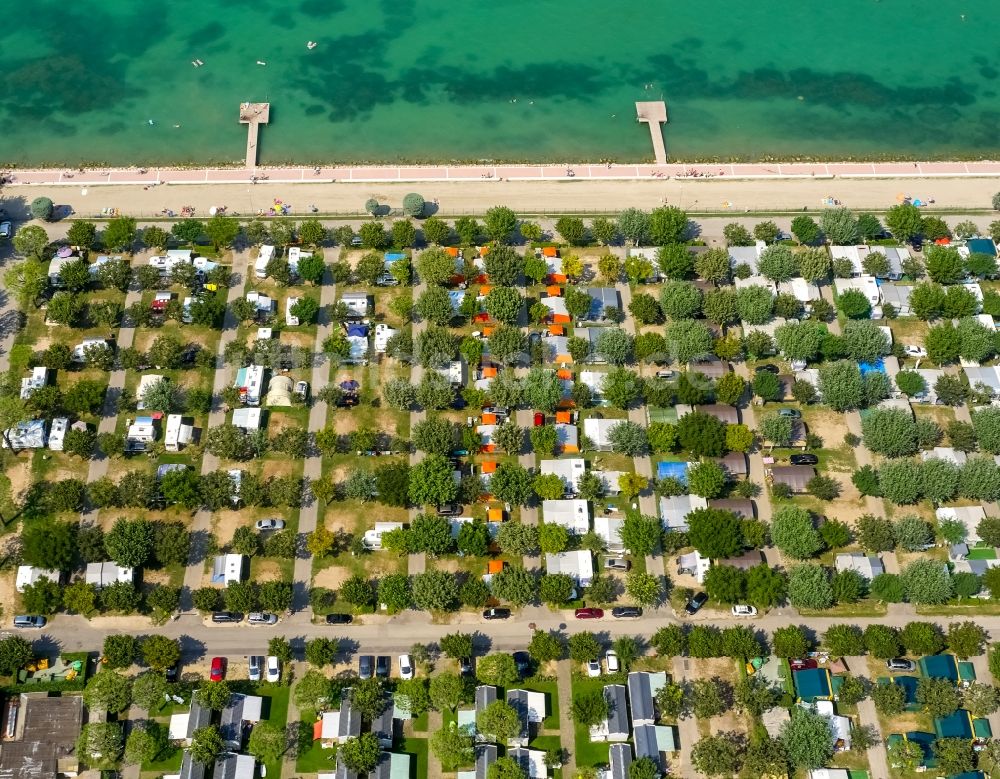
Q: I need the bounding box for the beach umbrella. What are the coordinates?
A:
[209,206,218,216]
[896,192,906,202]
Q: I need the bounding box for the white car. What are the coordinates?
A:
[248,655,262,681]
[295,380,309,400]
[731,604,758,617]
[265,655,280,683]
[255,518,286,531]
[587,659,601,677]
[605,650,620,673]
[903,345,928,357]
[399,654,414,680]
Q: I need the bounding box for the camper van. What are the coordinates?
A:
[255,244,275,279]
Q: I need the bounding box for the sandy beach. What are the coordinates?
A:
[8,173,1000,220]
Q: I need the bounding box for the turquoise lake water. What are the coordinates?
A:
[1,0,997,165]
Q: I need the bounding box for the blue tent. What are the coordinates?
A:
[347,324,369,338]
[657,461,689,485]
[920,654,959,681]
[967,238,997,258]
[793,668,831,702]
[935,710,973,739]
[859,358,886,377]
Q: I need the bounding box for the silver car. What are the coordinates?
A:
[248,655,262,681]
[248,612,278,626]
[255,518,285,531]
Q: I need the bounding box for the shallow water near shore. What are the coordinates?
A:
[1,0,997,166]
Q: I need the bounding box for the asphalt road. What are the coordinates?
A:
[18,603,1000,664]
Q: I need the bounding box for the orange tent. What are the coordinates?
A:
[481,444,495,453]
[548,324,565,336]
[552,313,571,325]
[542,246,558,257]
[445,247,459,257]
[482,326,494,337]
[556,353,573,364]
[557,369,573,380]
[482,461,498,474]
[556,411,573,424]
[482,366,498,378]
[479,245,490,256]
[481,413,498,425]
[488,507,504,522]
[487,560,504,574]
[548,273,568,284]
[473,312,491,323]
[480,285,492,295]
[545,285,562,297]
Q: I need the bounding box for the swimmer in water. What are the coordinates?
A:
[148,119,154,125]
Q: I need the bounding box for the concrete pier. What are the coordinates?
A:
[635,101,668,165]
[239,102,270,169]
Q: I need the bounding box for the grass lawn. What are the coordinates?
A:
[521,678,560,731]
[296,738,338,773]
[142,743,183,773]
[399,735,429,779]
[410,710,429,733]
[528,734,563,779]
[256,682,291,779]
[571,674,612,768]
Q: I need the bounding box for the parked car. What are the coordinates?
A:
[255,518,286,531]
[399,654,414,680]
[533,412,544,427]
[655,370,676,379]
[903,345,928,357]
[325,613,353,625]
[0,221,11,239]
[165,662,180,683]
[210,657,226,681]
[778,408,801,418]
[731,604,758,617]
[248,655,262,681]
[436,504,460,516]
[359,655,374,679]
[587,659,601,677]
[684,592,708,615]
[266,656,280,683]
[459,657,474,676]
[483,607,511,620]
[575,607,604,620]
[375,656,391,678]
[789,658,818,671]
[12,615,45,629]
[790,454,819,466]
[886,658,916,672]
[211,611,241,624]
[295,380,309,400]
[604,558,630,571]
[611,606,643,619]
[605,650,620,673]
[755,364,780,374]
[248,612,278,626]
[513,651,531,676]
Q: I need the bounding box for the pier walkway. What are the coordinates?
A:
[635,101,668,165]
[239,102,269,169]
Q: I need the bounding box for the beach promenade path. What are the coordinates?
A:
[13,160,1000,188]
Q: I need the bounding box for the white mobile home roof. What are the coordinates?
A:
[542,500,590,535]
[540,458,586,491]
[583,417,617,450]
[936,505,986,545]
[594,516,625,551]
[544,550,594,586]
[834,275,880,306]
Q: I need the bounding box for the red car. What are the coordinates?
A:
[210,657,226,681]
[789,658,817,671]
[533,412,544,427]
[575,608,604,620]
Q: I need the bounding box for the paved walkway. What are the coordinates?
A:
[181,250,250,605]
[670,656,699,779]
[732,362,774,523]
[83,285,143,514]
[426,709,443,778]
[514,407,541,571]
[13,160,1000,187]
[408,274,428,576]
[615,282,665,578]
[554,656,578,778]
[292,267,338,609]
[855,697,890,779]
